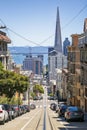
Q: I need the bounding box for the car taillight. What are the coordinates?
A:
[0,110,3,113]
[15,107,18,110]
[67,112,71,116]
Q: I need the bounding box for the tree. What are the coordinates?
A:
[0,78,15,98]
[33,84,44,94]
[0,62,4,71]
[14,74,29,93]
[0,62,29,102]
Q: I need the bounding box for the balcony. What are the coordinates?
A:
[83,79,87,85]
[80,79,87,86]
[79,34,87,47]
[0,50,8,55]
[81,64,87,71]
[84,87,87,98]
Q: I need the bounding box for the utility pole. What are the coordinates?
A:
[28,77,30,106]
[28,87,30,106]
[62,55,63,101]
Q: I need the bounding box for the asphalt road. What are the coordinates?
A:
[0,85,87,130]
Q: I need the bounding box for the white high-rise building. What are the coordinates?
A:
[48,50,62,80]
[48,7,64,81]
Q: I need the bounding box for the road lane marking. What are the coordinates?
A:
[21,109,41,130]
[59,121,69,130]
[57,118,69,130]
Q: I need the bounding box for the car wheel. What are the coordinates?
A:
[6,117,9,122]
[66,118,70,122]
[2,117,5,125]
[9,115,12,121]
[12,115,15,119]
[80,118,84,122]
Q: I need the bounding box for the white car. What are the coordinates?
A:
[0,104,9,124]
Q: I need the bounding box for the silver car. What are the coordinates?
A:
[2,104,13,121]
[0,104,9,124]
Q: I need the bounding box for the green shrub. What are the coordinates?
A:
[0,96,8,104]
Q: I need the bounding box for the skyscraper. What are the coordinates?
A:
[48,7,63,81]
[22,55,43,75]
[63,37,70,56]
[54,7,62,53]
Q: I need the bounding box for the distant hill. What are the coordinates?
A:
[9,46,50,65]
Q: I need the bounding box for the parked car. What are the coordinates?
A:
[55,104,60,113]
[64,106,84,122]
[2,104,13,121]
[12,105,20,117]
[30,103,36,109]
[38,96,43,100]
[23,105,30,112]
[0,104,9,124]
[33,96,39,100]
[19,105,26,114]
[48,96,54,100]
[58,104,68,117]
[50,103,57,111]
[11,106,17,119]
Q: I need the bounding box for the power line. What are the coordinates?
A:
[39,34,54,44]
[0,18,47,47]
[7,27,43,47]
[62,4,87,29]
[0,18,6,26]
[8,5,87,46]
[0,4,87,46]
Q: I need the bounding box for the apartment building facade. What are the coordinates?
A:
[78,18,87,112]
[67,34,81,106]
[0,31,11,70]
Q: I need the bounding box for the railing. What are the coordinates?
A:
[79,35,87,47]
[84,79,87,85]
[0,51,7,55]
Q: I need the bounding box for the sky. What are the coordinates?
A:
[0,0,87,47]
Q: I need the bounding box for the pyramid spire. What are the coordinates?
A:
[54,7,62,53]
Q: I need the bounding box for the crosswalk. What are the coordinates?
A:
[30,99,55,108]
[35,105,51,108]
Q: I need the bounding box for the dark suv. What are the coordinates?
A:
[58,104,68,117]
[2,104,13,121]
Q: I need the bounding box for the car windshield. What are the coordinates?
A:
[62,105,67,109]
[68,107,79,111]
[3,104,9,110]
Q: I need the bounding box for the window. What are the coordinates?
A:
[85,88,87,97]
[79,89,80,96]
[55,57,57,68]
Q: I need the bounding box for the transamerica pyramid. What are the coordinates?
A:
[54,7,62,53]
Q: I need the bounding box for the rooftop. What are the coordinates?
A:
[0,31,11,43]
